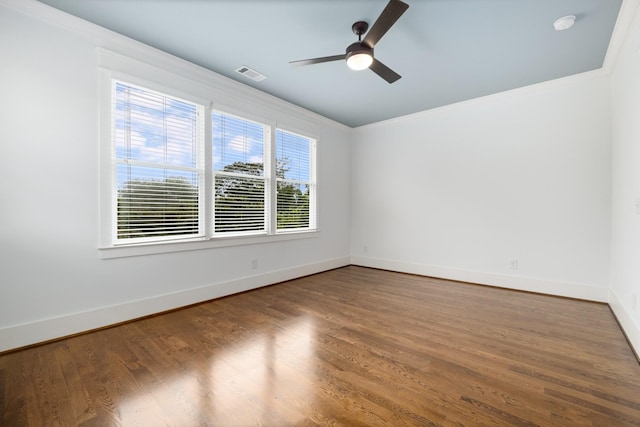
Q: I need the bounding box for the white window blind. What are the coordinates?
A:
[212,112,267,234]
[275,129,315,231]
[113,81,204,243]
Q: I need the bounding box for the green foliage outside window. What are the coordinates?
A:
[117,158,309,238]
[117,177,198,239]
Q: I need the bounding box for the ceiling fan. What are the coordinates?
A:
[289,0,409,84]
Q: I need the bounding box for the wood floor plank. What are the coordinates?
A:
[2,266,640,426]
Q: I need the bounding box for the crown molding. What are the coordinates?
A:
[603,0,640,72]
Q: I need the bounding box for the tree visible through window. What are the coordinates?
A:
[276,129,315,231]
[212,112,266,234]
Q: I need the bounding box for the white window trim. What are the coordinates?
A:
[99,230,320,259]
[98,63,319,259]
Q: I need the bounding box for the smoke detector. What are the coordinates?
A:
[553,15,576,31]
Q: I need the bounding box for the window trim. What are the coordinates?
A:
[99,67,320,259]
[98,229,320,259]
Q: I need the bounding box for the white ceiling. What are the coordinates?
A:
[37,0,623,127]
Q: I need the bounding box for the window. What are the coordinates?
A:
[107,79,316,249]
[212,112,268,235]
[113,81,204,244]
[276,129,315,231]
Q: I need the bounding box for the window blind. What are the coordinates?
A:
[106,78,317,249]
[275,129,315,231]
[212,112,267,234]
[113,81,204,243]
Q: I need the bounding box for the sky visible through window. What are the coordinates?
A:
[212,112,264,174]
[114,82,311,185]
[114,82,199,188]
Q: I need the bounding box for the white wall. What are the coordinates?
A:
[351,73,612,301]
[610,3,640,353]
[0,1,351,352]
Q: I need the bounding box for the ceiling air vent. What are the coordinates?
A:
[235,66,267,82]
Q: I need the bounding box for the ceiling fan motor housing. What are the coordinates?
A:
[346,42,373,58]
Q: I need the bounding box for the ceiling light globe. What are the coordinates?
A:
[347,53,373,70]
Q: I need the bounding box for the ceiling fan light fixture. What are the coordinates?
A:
[347,52,373,70]
[346,42,374,70]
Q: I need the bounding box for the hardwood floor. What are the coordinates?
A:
[2,266,640,426]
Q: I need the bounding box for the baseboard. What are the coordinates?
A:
[0,255,614,354]
[351,256,609,302]
[0,256,350,353]
[609,289,640,358]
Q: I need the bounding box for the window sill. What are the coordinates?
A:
[98,230,320,259]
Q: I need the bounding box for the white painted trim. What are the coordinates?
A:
[609,289,640,357]
[0,257,350,353]
[351,256,609,302]
[99,230,321,259]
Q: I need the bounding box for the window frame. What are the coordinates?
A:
[275,127,317,234]
[211,110,271,237]
[99,67,319,259]
[111,79,206,245]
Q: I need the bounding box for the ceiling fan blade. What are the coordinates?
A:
[370,58,401,83]
[363,0,409,48]
[289,54,346,67]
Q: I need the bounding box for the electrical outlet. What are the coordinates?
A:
[364,245,368,254]
[510,259,519,270]
[251,258,258,270]
[633,294,638,311]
